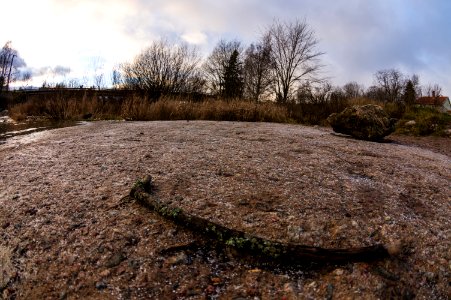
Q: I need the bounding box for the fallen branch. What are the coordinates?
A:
[130,175,396,263]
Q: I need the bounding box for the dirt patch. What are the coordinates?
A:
[0,121,449,299]
[389,134,451,157]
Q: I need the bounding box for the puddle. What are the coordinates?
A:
[0,117,82,143]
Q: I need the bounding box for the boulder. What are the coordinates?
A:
[327,105,396,141]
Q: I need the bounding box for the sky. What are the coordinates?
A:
[2,0,450,95]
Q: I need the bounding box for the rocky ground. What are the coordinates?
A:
[0,121,449,299]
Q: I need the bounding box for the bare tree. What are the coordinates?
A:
[266,19,324,103]
[91,57,105,90]
[111,67,122,89]
[203,40,242,95]
[66,78,82,88]
[122,40,201,95]
[342,81,365,99]
[423,83,442,97]
[410,74,422,97]
[365,85,386,102]
[374,69,405,103]
[297,81,335,104]
[0,41,27,92]
[20,70,32,88]
[243,36,274,101]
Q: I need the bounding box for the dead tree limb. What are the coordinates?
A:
[130,175,394,263]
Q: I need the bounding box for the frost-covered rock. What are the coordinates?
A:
[327,104,396,141]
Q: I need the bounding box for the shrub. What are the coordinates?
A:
[397,106,451,136]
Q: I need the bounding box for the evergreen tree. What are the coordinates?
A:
[222,50,243,98]
[403,79,416,106]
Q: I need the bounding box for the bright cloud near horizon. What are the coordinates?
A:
[2,0,450,94]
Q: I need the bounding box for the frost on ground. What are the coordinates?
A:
[0,121,450,299]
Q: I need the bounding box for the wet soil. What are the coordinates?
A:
[0,117,79,143]
[0,121,449,299]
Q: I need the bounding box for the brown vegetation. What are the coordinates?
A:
[7,91,451,136]
[8,93,290,123]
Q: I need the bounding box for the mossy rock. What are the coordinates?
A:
[328,105,397,141]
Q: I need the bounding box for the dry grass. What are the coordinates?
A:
[8,94,291,123]
[121,97,290,122]
[11,93,441,131]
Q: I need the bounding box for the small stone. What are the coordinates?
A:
[105,252,125,268]
[386,240,402,256]
[59,291,67,300]
[334,268,344,276]
[425,272,437,283]
[405,120,416,126]
[99,269,110,277]
[165,252,188,265]
[238,199,250,206]
[205,285,215,294]
[283,282,295,293]
[95,281,107,290]
[248,268,262,273]
[326,283,334,300]
[185,288,201,296]
[1,222,10,229]
[116,266,127,275]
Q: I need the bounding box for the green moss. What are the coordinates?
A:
[158,206,182,218]
[225,237,248,248]
[131,179,145,192]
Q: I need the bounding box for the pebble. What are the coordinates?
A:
[425,272,437,283]
[334,268,344,276]
[95,281,107,290]
[205,285,216,294]
[283,282,296,293]
[105,252,125,268]
[165,252,188,265]
[99,269,111,277]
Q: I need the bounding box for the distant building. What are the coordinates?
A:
[416,91,451,113]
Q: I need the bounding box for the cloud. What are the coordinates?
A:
[181,32,207,45]
[53,65,71,76]
[31,65,71,77]
[2,0,450,94]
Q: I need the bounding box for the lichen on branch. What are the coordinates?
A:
[130,175,396,263]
